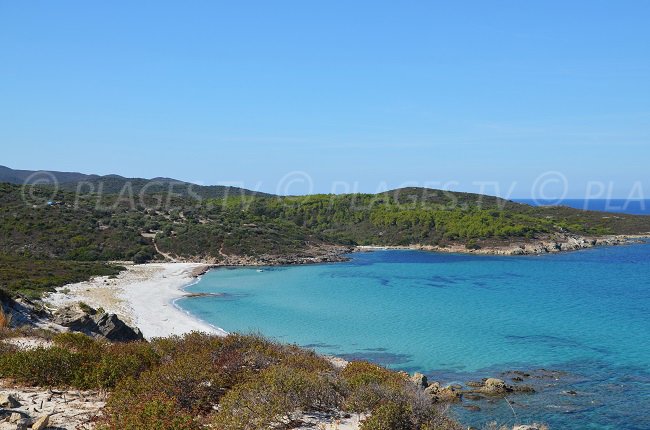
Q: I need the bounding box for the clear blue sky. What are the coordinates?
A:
[1,1,648,198]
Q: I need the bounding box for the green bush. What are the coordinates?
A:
[0,331,463,430]
[214,364,341,430]
[340,361,409,413]
[0,334,159,389]
[0,346,84,386]
[98,394,200,430]
[361,402,413,430]
[341,362,462,430]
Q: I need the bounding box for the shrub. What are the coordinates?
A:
[0,331,464,429]
[98,394,200,430]
[361,402,413,430]
[53,331,101,351]
[214,364,341,430]
[0,333,159,389]
[0,346,85,386]
[340,362,462,430]
[340,361,409,413]
[88,342,160,389]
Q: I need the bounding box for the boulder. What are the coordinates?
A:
[0,412,30,430]
[9,412,30,425]
[485,378,506,389]
[0,423,26,430]
[512,426,540,430]
[424,381,441,396]
[0,393,21,408]
[512,384,535,393]
[53,304,144,342]
[463,393,484,401]
[426,384,462,402]
[31,415,49,430]
[410,372,428,389]
[92,313,144,342]
[53,305,95,331]
[463,404,481,412]
[482,378,510,395]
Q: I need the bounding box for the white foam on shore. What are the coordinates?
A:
[45,262,227,339]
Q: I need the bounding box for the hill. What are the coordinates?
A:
[1,180,649,297]
[0,165,269,200]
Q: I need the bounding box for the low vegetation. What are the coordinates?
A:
[0,254,123,299]
[0,332,462,430]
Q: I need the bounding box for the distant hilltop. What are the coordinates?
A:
[0,165,268,199]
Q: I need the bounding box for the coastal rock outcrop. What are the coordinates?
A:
[410,372,428,389]
[465,377,535,396]
[483,377,508,394]
[423,382,462,402]
[53,304,144,342]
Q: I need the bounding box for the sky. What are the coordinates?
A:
[1,1,649,198]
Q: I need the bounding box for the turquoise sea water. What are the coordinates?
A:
[180,244,650,429]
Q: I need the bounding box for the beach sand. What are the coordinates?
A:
[44,262,227,339]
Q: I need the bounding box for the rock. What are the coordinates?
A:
[463,393,484,401]
[31,415,49,430]
[410,372,428,389]
[481,378,510,395]
[424,381,441,396]
[434,385,462,402]
[0,413,30,430]
[485,378,506,389]
[466,380,484,388]
[512,384,536,393]
[0,424,24,430]
[0,393,21,408]
[463,404,481,411]
[512,426,540,430]
[54,304,144,342]
[9,413,22,423]
[92,312,144,342]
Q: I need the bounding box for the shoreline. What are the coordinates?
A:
[44,262,227,339]
[43,234,649,340]
[354,233,650,256]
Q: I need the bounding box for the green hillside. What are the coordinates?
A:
[2,182,649,297]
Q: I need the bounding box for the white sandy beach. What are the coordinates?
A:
[45,262,227,339]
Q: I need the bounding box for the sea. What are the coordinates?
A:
[178,200,650,429]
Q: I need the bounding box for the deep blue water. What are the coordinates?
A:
[514,199,650,215]
[180,243,650,429]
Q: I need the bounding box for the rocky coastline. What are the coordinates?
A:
[355,233,650,257]
[147,233,650,270]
